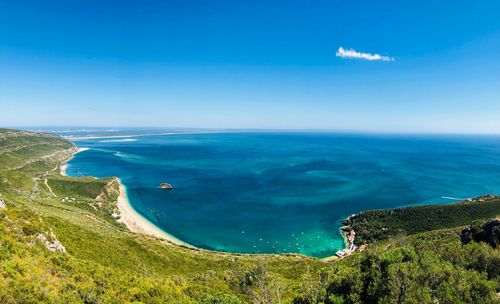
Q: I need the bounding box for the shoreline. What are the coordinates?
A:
[60,145,193,247]
[59,143,349,259]
[60,147,90,176]
[115,178,193,247]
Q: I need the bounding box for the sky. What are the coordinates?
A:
[1,0,500,133]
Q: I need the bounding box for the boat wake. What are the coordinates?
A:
[441,196,467,201]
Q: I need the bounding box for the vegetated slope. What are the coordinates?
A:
[0,129,499,303]
[344,196,500,245]
[0,130,330,303]
[296,225,500,304]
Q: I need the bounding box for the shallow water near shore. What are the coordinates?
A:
[64,131,500,257]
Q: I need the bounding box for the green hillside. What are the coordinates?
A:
[344,196,500,245]
[0,129,499,303]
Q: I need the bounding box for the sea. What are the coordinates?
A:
[41,128,500,257]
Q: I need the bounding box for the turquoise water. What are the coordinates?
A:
[65,132,500,257]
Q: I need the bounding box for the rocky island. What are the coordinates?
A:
[159,182,173,190]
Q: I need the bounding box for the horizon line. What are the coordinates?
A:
[4,126,500,136]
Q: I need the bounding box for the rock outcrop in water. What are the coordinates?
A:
[160,183,173,190]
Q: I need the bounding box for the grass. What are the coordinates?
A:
[47,176,111,199]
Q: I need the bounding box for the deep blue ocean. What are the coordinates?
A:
[62,131,500,257]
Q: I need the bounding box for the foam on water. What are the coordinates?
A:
[100,138,138,143]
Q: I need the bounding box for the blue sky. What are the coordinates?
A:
[1,0,500,133]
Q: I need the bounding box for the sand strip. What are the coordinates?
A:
[60,145,193,247]
[116,178,193,247]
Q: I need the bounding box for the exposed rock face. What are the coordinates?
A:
[461,218,500,248]
[160,183,173,190]
[37,231,66,253]
[95,179,120,203]
[0,198,5,209]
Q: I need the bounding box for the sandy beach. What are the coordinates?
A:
[61,145,191,247]
[60,147,90,176]
[116,178,192,247]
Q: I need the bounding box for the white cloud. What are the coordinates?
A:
[336,47,394,62]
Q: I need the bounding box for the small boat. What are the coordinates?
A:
[159,183,173,190]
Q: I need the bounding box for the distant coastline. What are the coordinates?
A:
[63,132,177,141]
[61,130,228,141]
